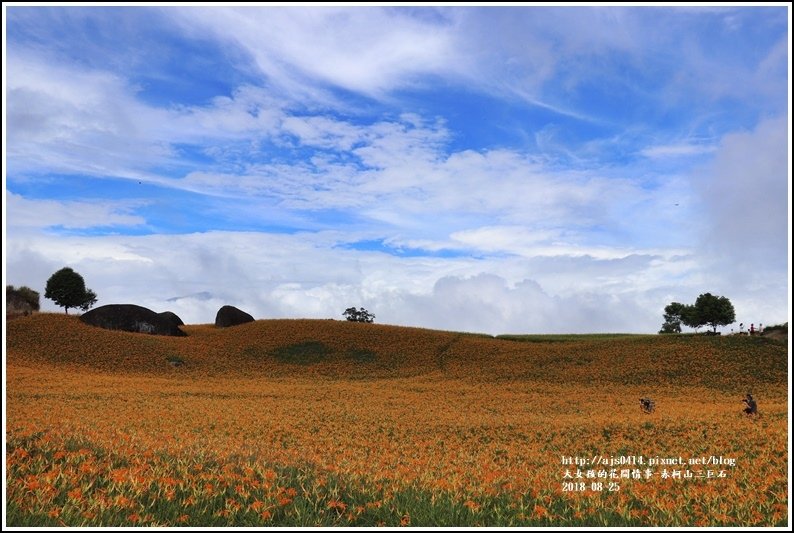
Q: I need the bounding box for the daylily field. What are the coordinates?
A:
[5,314,788,526]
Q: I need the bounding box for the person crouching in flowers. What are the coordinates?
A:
[640,397,655,413]
[742,393,758,416]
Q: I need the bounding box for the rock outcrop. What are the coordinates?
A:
[80,304,187,336]
[159,311,185,327]
[215,305,254,327]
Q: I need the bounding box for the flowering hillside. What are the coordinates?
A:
[5,314,788,526]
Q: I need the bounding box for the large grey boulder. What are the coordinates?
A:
[215,305,254,327]
[80,304,187,336]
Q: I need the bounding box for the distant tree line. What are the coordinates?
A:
[660,293,735,334]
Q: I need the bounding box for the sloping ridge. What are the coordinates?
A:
[6,313,787,390]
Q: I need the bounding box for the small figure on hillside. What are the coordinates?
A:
[640,397,655,413]
[742,393,758,416]
[750,324,755,335]
[739,323,744,334]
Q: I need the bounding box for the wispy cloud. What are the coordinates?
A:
[7,51,174,178]
[171,7,459,100]
[641,143,717,159]
[6,193,146,230]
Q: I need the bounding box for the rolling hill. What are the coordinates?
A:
[6,313,787,392]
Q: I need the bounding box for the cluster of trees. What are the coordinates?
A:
[660,293,735,334]
[343,307,375,323]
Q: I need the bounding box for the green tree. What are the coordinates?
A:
[343,307,375,323]
[660,293,735,333]
[689,292,736,333]
[44,267,98,314]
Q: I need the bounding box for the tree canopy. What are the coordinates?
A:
[689,293,736,332]
[343,307,375,323]
[44,267,98,314]
[659,293,735,333]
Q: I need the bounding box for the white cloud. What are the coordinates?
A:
[7,195,787,333]
[172,7,459,100]
[641,143,717,159]
[6,193,146,230]
[450,226,559,252]
[6,52,290,183]
[280,115,363,151]
[6,52,174,177]
[388,273,662,334]
[4,7,788,335]
[170,115,641,237]
[3,228,744,334]
[696,115,789,279]
[166,85,285,141]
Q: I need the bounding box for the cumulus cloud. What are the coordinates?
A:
[697,117,788,269]
[5,228,700,334]
[392,273,662,334]
[695,116,789,289]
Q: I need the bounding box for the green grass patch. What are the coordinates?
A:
[346,348,377,363]
[271,341,330,365]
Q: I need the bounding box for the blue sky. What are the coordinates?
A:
[3,5,790,333]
